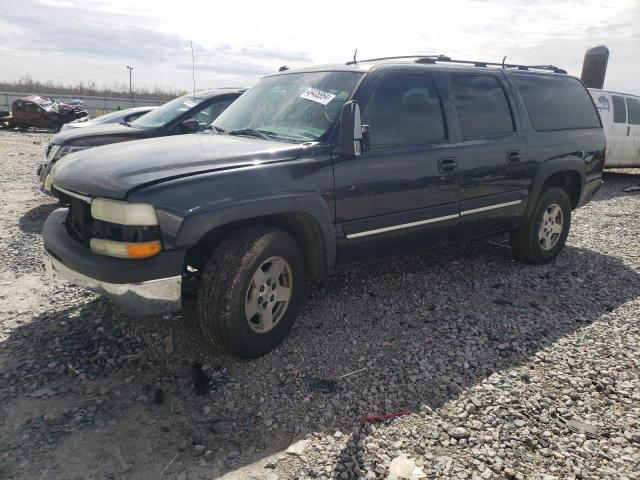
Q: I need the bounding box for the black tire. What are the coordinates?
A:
[197,226,305,358]
[510,187,572,265]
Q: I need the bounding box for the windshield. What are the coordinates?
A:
[131,94,205,128]
[213,71,363,142]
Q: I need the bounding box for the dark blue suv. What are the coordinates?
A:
[43,56,605,358]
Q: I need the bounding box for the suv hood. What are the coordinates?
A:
[51,134,304,199]
[51,123,145,146]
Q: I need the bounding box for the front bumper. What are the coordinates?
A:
[44,252,182,315]
[43,208,184,315]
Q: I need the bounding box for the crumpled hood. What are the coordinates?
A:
[51,133,303,199]
[51,123,144,146]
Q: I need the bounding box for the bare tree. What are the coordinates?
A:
[0,75,185,101]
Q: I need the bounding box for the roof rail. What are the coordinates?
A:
[346,55,567,74]
[346,54,447,65]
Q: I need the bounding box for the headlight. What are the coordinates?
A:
[91,198,158,226]
[52,144,90,161]
[47,144,61,161]
[89,198,161,259]
[44,174,53,193]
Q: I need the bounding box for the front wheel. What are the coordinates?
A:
[510,187,572,265]
[197,226,305,358]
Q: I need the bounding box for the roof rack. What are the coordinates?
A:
[346,55,567,74]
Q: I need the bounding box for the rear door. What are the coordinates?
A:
[333,71,458,265]
[623,96,640,166]
[443,72,529,238]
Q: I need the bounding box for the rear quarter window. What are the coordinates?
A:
[514,74,601,131]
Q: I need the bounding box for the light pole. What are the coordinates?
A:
[126,65,133,98]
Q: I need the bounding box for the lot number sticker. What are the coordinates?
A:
[300,87,336,105]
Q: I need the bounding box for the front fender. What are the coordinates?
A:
[171,192,337,273]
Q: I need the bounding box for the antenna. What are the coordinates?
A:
[502,56,507,69]
[353,48,358,63]
[190,41,196,101]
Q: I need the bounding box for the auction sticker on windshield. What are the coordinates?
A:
[300,87,336,105]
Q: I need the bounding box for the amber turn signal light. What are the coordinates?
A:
[90,238,162,259]
[126,241,162,259]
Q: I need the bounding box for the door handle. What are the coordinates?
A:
[438,157,457,173]
[628,126,631,137]
[508,151,522,163]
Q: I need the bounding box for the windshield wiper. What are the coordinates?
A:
[227,128,277,140]
[211,124,225,133]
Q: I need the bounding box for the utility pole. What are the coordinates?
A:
[190,42,196,101]
[126,65,133,98]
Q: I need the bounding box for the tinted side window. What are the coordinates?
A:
[361,74,446,148]
[449,75,514,139]
[612,95,627,124]
[125,112,145,123]
[209,98,236,121]
[514,74,601,131]
[188,98,235,131]
[627,97,640,125]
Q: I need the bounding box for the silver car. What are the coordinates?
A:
[60,106,157,131]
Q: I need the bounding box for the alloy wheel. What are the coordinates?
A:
[244,256,293,333]
[538,203,563,251]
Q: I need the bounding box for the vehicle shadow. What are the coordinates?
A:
[18,202,58,234]
[1,241,638,479]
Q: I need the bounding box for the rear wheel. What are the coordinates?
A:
[197,226,305,358]
[510,187,572,264]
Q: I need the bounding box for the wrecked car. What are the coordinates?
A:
[10,95,88,130]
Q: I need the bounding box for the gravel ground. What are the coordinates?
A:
[0,129,639,480]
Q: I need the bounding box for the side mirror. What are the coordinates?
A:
[339,101,363,157]
[180,118,200,133]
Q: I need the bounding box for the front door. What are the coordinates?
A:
[623,96,640,166]
[333,72,458,265]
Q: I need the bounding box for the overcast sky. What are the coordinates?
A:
[1,0,638,95]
